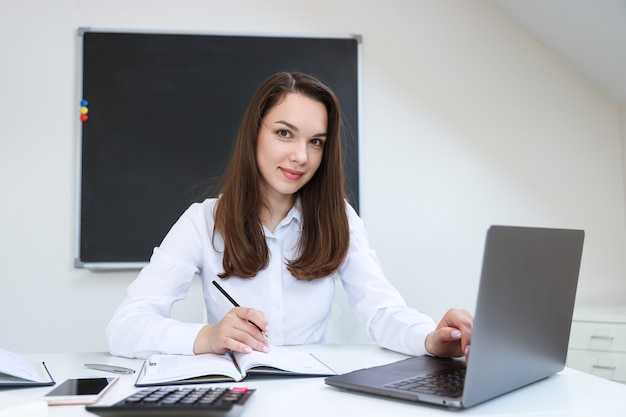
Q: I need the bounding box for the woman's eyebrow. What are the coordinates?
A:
[275,120,299,132]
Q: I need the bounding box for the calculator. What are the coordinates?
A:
[85,386,255,417]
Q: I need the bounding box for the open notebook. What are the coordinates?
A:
[136,345,336,386]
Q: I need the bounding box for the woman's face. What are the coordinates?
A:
[256,92,327,203]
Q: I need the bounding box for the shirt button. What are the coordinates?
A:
[273,303,281,311]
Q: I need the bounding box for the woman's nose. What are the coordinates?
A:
[290,141,308,164]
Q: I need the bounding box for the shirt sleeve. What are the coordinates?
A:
[338,204,436,356]
[106,203,210,359]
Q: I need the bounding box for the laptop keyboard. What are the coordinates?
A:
[384,368,465,397]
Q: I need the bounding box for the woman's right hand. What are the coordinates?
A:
[193,307,270,355]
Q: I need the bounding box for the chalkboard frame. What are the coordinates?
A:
[75,28,361,270]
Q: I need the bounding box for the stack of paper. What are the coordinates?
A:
[0,347,54,387]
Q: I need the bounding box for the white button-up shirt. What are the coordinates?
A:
[107,199,436,359]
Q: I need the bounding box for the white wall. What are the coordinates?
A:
[1,0,624,354]
[622,104,626,228]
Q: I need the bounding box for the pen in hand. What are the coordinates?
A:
[212,280,266,335]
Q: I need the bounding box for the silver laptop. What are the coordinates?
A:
[325,225,584,408]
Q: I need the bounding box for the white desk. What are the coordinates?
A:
[6,344,626,416]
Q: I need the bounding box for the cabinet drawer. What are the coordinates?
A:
[569,321,626,351]
[567,349,626,382]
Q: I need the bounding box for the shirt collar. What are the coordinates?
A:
[264,197,303,237]
[288,197,303,230]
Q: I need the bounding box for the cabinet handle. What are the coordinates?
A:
[590,334,614,340]
[592,363,616,370]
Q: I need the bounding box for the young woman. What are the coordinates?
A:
[107,72,472,359]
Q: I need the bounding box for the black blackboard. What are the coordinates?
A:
[76,29,360,269]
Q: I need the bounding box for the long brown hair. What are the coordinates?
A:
[213,72,349,280]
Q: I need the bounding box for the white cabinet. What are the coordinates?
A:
[567,306,626,383]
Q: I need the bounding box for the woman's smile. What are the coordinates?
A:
[280,167,305,180]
